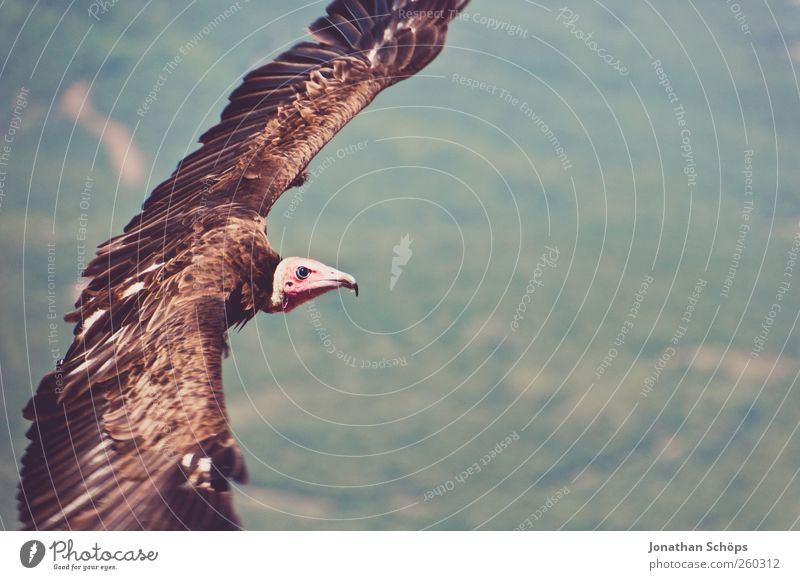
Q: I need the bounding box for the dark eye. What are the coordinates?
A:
[296,266,310,280]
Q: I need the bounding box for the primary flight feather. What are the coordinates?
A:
[18,0,469,530]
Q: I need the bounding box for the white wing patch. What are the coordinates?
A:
[69,358,92,377]
[96,358,115,376]
[141,262,163,274]
[121,281,145,297]
[82,309,105,334]
[367,27,397,63]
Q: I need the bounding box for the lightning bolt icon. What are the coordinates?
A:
[390,234,413,291]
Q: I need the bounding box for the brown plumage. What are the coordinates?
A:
[18,0,469,530]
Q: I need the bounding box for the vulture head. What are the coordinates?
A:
[270,257,358,313]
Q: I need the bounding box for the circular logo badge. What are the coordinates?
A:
[20,540,46,568]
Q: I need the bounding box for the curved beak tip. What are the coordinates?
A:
[332,271,358,297]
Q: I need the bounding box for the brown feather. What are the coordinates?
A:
[18,0,469,531]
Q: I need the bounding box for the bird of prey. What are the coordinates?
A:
[18,0,468,530]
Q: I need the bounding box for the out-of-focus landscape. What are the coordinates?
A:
[1,0,799,530]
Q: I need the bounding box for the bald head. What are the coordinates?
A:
[268,257,358,313]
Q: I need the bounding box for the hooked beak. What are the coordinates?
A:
[315,268,359,297]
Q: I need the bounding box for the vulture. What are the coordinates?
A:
[18,0,469,530]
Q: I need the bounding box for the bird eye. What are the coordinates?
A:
[296,266,310,279]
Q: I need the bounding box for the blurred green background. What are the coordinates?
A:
[1,0,799,530]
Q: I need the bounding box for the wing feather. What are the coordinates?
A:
[19,214,273,530]
[18,0,469,530]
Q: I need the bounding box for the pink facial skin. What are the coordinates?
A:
[278,257,358,312]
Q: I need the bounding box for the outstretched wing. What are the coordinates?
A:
[19,213,273,530]
[19,0,468,530]
[88,0,469,301]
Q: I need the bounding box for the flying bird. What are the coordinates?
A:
[18,0,468,530]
